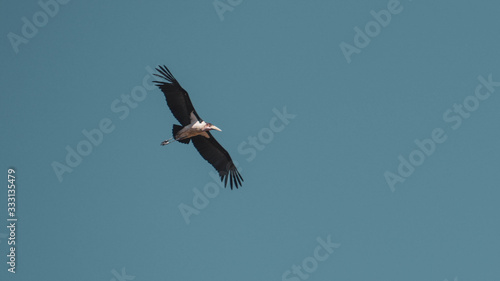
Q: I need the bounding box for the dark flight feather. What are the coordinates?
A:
[153,66,201,126]
[191,133,243,189]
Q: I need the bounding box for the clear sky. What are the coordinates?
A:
[1,0,499,280]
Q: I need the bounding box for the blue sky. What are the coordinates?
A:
[1,0,499,280]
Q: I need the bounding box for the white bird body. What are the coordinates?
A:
[161,111,221,145]
[175,112,211,140]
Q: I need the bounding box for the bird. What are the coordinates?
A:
[153,65,243,189]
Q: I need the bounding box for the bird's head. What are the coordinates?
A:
[203,123,222,132]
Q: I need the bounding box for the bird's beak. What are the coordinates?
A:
[211,125,222,132]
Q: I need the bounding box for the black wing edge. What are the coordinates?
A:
[191,135,244,190]
[219,164,244,190]
[152,65,201,126]
[152,65,177,86]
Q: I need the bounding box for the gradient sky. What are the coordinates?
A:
[1,1,499,280]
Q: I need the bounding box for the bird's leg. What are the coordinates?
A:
[161,138,176,146]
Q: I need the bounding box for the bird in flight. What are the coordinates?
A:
[153,65,243,189]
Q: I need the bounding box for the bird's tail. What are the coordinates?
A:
[173,125,190,144]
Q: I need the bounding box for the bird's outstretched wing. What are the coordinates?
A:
[191,133,243,189]
[153,65,201,126]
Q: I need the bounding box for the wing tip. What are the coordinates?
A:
[154,65,176,84]
[220,168,243,190]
